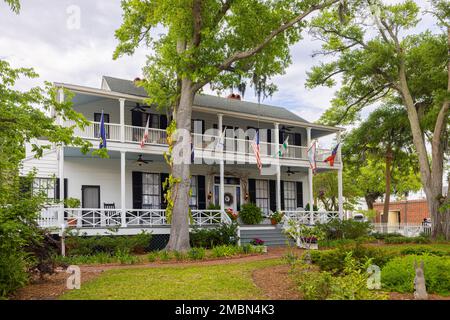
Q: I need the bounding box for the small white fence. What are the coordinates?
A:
[371,223,432,237]
[282,210,340,225]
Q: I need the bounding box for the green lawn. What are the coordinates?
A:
[61,258,283,300]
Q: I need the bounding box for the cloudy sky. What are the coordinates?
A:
[0,0,439,133]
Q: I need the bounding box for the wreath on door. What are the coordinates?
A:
[224,192,234,206]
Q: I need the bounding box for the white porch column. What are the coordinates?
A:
[274,123,281,212]
[57,88,65,229]
[337,131,344,220]
[218,114,225,211]
[120,151,127,227]
[119,98,125,143]
[307,127,314,224]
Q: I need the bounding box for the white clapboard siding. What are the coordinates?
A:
[21,145,58,177]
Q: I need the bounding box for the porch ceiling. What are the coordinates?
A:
[64,147,165,162]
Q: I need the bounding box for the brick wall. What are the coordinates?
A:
[373,199,429,224]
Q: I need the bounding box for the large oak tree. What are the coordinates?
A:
[113,0,343,251]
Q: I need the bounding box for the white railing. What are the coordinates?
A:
[63,121,338,163]
[126,209,167,226]
[282,210,340,225]
[124,125,167,145]
[64,120,121,141]
[38,208,231,229]
[191,209,223,226]
[371,223,432,237]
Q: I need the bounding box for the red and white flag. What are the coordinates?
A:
[251,131,262,173]
[140,116,150,148]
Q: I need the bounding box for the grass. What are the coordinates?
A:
[60,258,283,300]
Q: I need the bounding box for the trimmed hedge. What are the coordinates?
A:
[381,255,450,295]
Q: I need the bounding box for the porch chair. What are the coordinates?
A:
[103,202,119,225]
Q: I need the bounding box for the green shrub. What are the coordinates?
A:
[210,245,238,258]
[53,251,140,265]
[0,251,30,298]
[159,250,171,261]
[400,246,449,257]
[188,247,206,260]
[65,232,152,255]
[239,203,263,225]
[173,251,187,261]
[293,253,387,300]
[384,236,431,244]
[310,244,394,274]
[190,223,239,248]
[316,219,372,240]
[381,255,450,295]
[147,251,158,262]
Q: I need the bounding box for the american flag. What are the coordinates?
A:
[251,131,262,172]
[140,115,150,148]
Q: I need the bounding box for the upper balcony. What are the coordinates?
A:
[55,76,343,168]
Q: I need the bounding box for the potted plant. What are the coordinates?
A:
[64,197,81,227]
[239,203,263,225]
[250,238,267,253]
[225,208,238,221]
[269,211,284,225]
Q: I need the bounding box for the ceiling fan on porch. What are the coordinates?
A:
[131,103,150,112]
[286,167,300,176]
[136,154,153,166]
[281,125,295,132]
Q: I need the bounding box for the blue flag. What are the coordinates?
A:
[99,110,107,149]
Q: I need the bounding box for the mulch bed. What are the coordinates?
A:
[252,264,301,300]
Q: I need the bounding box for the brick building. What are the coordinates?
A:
[373,199,429,224]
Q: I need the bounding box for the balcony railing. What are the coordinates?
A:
[64,121,339,163]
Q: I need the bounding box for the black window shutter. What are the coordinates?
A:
[280,181,285,211]
[267,128,272,143]
[294,133,302,146]
[248,179,256,203]
[279,130,285,144]
[55,178,68,201]
[131,111,142,127]
[296,182,303,208]
[269,180,276,212]
[197,175,206,209]
[201,120,205,134]
[160,173,169,209]
[160,115,168,130]
[132,171,143,209]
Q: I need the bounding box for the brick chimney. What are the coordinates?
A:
[227,93,241,100]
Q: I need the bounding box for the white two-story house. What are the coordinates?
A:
[22,76,344,246]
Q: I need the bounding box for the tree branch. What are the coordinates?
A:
[192,0,339,92]
[192,0,202,47]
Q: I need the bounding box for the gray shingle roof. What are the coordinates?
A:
[102,76,309,123]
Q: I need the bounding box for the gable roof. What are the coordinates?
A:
[102,76,309,123]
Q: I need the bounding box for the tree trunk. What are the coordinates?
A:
[166,77,195,252]
[382,148,393,218]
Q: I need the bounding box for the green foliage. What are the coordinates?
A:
[207,203,221,210]
[381,255,450,295]
[173,251,187,261]
[65,232,152,256]
[147,251,158,262]
[309,244,394,274]
[269,211,284,224]
[190,222,239,248]
[0,251,31,298]
[64,197,81,208]
[211,245,238,258]
[159,250,172,261]
[384,236,431,244]
[187,247,206,260]
[239,203,263,225]
[293,253,387,300]
[399,246,450,257]
[53,251,139,265]
[304,203,319,212]
[315,219,373,240]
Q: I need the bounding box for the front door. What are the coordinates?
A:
[224,185,238,211]
[82,185,100,227]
